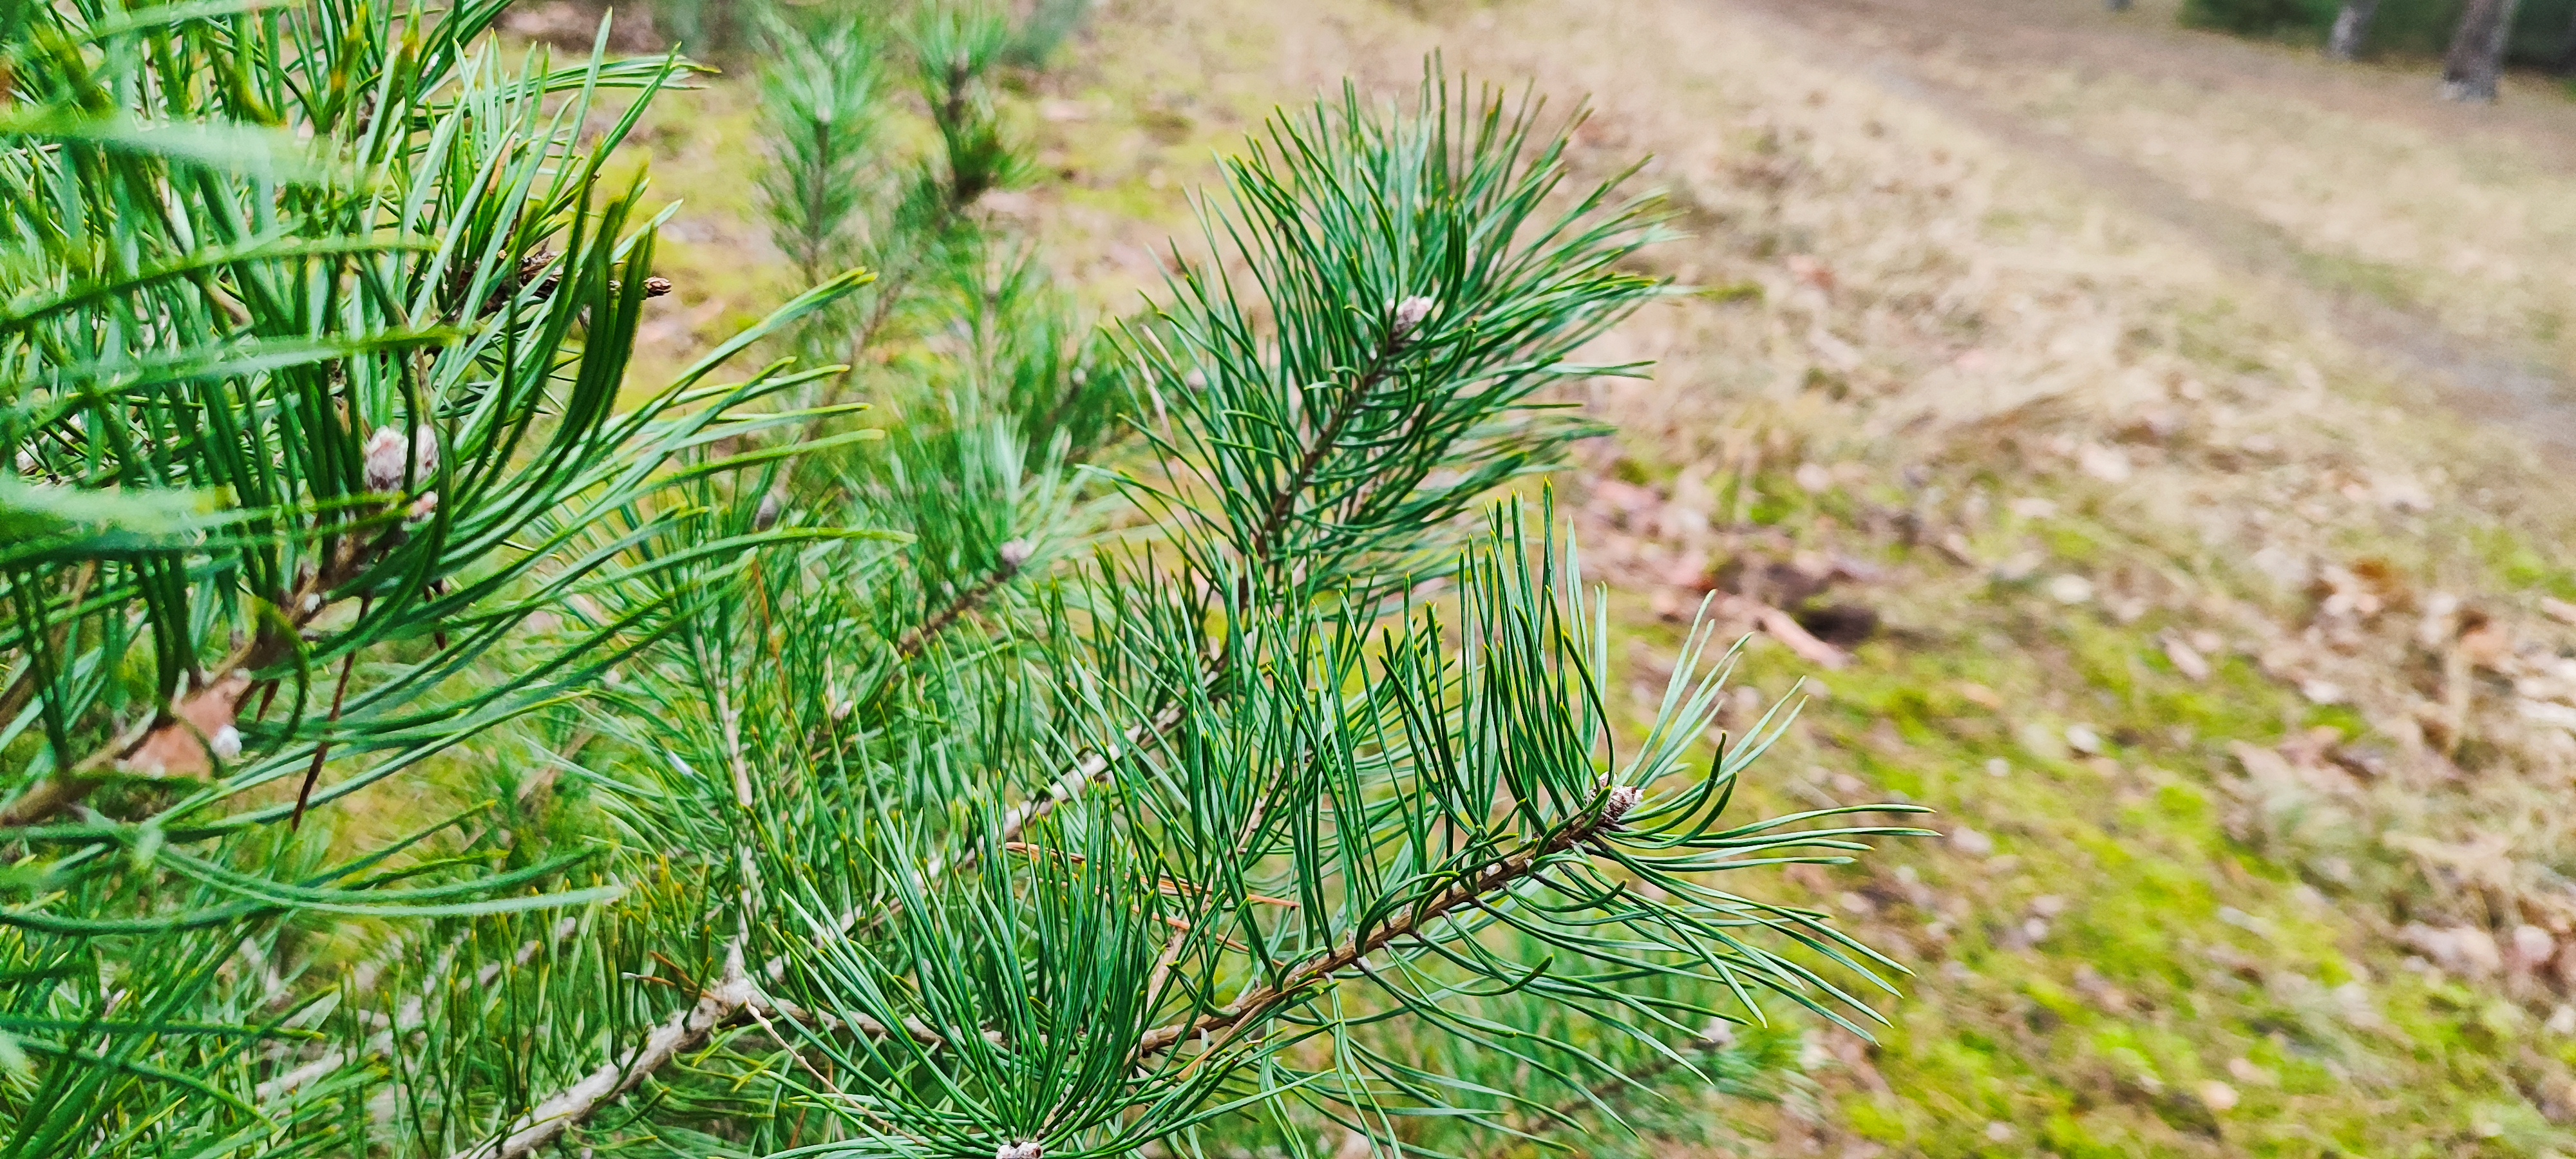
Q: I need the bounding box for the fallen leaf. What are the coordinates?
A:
[2398,922,2502,977]
[1716,593,1848,670]
[2459,616,2513,671]
[1785,253,1835,291]
[2510,925,2557,975]
[2161,633,2212,681]
[2078,443,2132,484]
[120,672,251,778]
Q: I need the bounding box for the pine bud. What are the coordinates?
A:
[364,426,437,492]
[996,1144,1041,1159]
[1600,784,1643,829]
[362,428,404,490]
[999,539,1034,570]
[1390,295,1436,340]
[406,491,440,522]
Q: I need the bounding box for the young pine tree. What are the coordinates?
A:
[1,2,1917,1154]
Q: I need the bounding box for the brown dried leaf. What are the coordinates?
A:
[120,672,250,778]
[2160,632,2212,681]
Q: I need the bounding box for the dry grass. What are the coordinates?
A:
[1944,50,2576,377]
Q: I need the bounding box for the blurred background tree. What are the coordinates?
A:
[2190,0,2576,83]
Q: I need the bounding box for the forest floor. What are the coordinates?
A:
[614,0,2576,1154]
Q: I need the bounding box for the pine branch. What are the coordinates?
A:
[837,704,1183,945]
[452,929,974,1159]
[449,945,761,1159]
[58,61,1886,1159]
[3,529,390,827]
[842,242,933,381]
[1134,786,1642,1062]
[468,729,1621,1159]
[893,546,1024,658]
[1245,307,1419,566]
[471,697,1178,1149]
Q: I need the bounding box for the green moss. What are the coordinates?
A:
[2291,248,2425,316]
[1651,537,2576,1154]
[2467,523,2576,600]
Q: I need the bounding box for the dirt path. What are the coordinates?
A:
[1725,0,2576,453]
[1744,0,2576,155]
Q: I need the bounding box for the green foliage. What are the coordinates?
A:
[0,2,1902,1153]
[2177,0,2333,37]
[2183,0,2576,62]
[1131,80,1663,601]
[0,0,861,1153]
[0,0,867,824]
[759,9,887,290]
[1000,0,1093,69]
[754,0,1059,384]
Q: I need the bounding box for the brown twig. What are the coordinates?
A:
[1,533,383,828]
[450,945,760,1159]
[1132,787,1639,1064]
[1713,593,1848,671]
[290,597,369,831]
[893,554,1023,659]
[1246,326,1411,566]
[446,938,954,1159]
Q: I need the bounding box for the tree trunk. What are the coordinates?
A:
[2326,0,2380,61]
[2440,0,2523,102]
